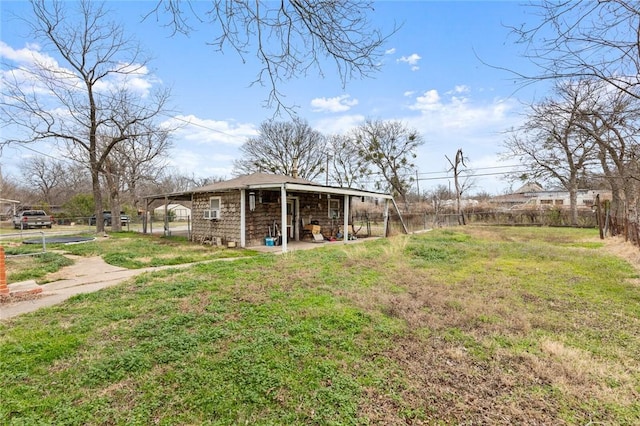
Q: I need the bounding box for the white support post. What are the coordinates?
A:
[240,189,246,248]
[383,199,390,237]
[164,196,170,236]
[281,185,288,253]
[343,195,349,244]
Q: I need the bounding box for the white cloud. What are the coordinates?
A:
[0,42,161,98]
[409,89,511,130]
[0,41,57,69]
[403,91,415,97]
[398,53,421,70]
[310,95,359,113]
[385,47,396,55]
[398,53,421,65]
[164,117,254,179]
[163,115,258,146]
[313,114,365,135]
[398,86,524,194]
[410,89,441,111]
[166,149,236,178]
[446,85,471,95]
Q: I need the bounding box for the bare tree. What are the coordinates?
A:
[233,118,326,180]
[326,134,369,188]
[120,130,172,212]
[59,163,92,202]
[149,1,392,112]
[446,149,467,225]
[503,79,600,225]
[19,157,67,206]
[0,1,173,232]
[353,119,423,208]
[98,125,173,230]
[512,1,640,100]
[572,84,640,219]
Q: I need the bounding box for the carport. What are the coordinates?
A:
[143,173,408,253]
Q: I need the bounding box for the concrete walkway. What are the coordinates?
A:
[1,256,201,321]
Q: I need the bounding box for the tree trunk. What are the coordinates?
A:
[569,187,578,226]
[91,166,104,233]
[104,165,122,232]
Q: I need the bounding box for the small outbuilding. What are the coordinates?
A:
[143,172,404,252]
[154,203,192,221]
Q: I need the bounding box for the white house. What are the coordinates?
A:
[154,203,192,221]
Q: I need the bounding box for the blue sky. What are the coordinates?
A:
[1,1,552,195]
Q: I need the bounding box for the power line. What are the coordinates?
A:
[416,164,522,176]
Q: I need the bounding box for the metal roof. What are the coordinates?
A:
[144,172,393,203]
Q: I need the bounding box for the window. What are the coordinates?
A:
[210,197,220,210]
[204,196,221,220]
[554,199,564,205]
[328,198,340,219]
[540,200,553,205]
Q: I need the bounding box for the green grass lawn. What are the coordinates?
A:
[1,226,639,424]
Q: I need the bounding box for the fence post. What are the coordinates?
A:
[0,246,9,300]
[595,195,604,239]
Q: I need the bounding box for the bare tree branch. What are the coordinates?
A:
[510,1,640,99]
[147,0,394,113]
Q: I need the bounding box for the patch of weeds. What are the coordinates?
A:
[492,335,543,355]
[103,252,145,268]
[83,348,153,387]
[443,327,492,360]
[562,241,604,249]
[62,232,256,268]
[6,252,74,284]
[403,231,481,269]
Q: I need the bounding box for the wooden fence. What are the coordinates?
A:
[352,206,640,251]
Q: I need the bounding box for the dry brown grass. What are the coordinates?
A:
[602,236,640,285]
[335,229,640,424]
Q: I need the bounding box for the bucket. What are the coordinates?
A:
[265,237,276,246]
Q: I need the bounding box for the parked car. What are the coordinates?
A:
[89,211,130,226]
[12,210,54,229]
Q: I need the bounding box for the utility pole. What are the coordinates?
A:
[325,154,330,186]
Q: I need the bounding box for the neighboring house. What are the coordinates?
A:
[491,183,612,210]
[489,182,543,209]
[143,172,398,252]
[154,203,192,221]
[525,189,611,209]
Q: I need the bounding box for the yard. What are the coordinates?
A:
[1,226,639,424]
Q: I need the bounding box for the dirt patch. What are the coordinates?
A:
[1,292,43,304]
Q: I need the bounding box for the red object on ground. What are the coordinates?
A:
[0,246,8,298]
